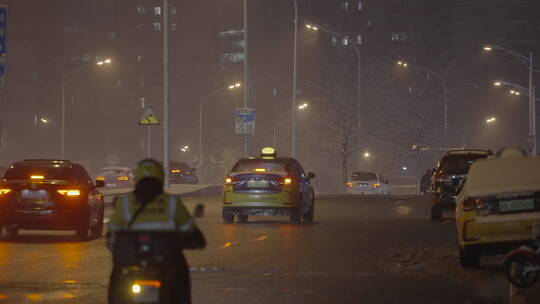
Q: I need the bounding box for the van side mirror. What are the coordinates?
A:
[308,172,316,179]
[95,180,105,188]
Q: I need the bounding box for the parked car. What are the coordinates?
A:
[0,159,105,239]
[346,171,390,195]
[169,161,198,184]
[96,166,134,188]
[223,147,316,224]
[431,149,492,220]
[455,148,540,268]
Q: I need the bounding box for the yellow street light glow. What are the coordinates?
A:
[363,152,371,158]
[493,81,502,86]
[486,117,496,123]
[228,84,235,89]
[132,284,141,294]
[104,59,112,64]
[483,46,493,51]
[403,63,408,67]
[234,82,241,88]
[397,61,403,65]
[298,103,309,110]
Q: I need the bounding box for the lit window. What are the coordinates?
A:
[342,37,349,46]
[171,6,177,15]
[391,32,399,41]
[154,6,161,16]
[358,1,362,10]
[106,31,116,40]
[137,6,146,14]
[138,23,145,29]
[137,55,142,63]
[357,34,362,45]
[171,23,177,31]
[342,2,349,10]
[153,22,161,31]
[332,36,337,46]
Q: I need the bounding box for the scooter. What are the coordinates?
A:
[504,221,540,289]
[108,204,205,304]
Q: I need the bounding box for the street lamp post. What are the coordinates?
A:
[484,44,537,155]
[493,80,537,154]
[199,82,241,161]
[305,23,362,168]
[61,58,111,159]
[291,0,299,158]
[397,61,448,149]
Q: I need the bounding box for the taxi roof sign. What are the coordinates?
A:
[260,147,277,159]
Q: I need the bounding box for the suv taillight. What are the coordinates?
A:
[433,172,451,183]
[463,198,487,211]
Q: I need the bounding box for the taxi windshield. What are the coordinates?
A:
[231,159,287,173]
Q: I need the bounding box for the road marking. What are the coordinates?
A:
[223,241,238,248]
[394,200,405,205]
[253,235,267,241]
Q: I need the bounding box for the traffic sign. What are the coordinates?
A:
[139,106,160,125]
[235,108,255,135]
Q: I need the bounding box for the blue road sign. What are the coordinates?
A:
[0,6,7,57]
[235,108,255,135]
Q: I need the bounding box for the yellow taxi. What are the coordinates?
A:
[455,148,540,268]
[222,147,316,224]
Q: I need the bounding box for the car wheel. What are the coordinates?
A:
[237,215,248,223]
[76,211,91,240]
[289,208,302,224]
[459,247,480,268]
[90,207,105,239]
[430,205,442,221]
[222,209,234,224]
[302,203,315,223]
[6,228,18,238]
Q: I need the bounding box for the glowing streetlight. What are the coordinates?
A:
[483,46,493,51]
[510,90,521,96]
[486,117,496,124]
[180,145,190,152]
[363,152,371,159]
[297,102,309,110]
[493,81,502,86]
[305,24,318,31]
[228,82,242,90]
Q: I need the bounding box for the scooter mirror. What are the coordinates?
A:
[194,204,204,218]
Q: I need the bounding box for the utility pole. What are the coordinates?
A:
[163,0,170,187]
[243,0,250,157]
[291,0,298,158]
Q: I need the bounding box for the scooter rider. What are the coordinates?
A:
[107,159,205,303]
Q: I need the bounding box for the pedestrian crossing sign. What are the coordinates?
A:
[139,106,160,125]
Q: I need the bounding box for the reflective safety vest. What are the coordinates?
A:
[108,193,195,233]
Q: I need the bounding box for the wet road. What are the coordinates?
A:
[0,195,508,303]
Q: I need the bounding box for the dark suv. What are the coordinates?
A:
[169,161,198,184]
[0,159,105,239]
[430,150,492,220]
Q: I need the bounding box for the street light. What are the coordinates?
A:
[363,152,370,159]
[199,82,242,161]
[180,145,190,153]
[297,102,309,110]
[493,79,537,152]
[306,22,362,169]
[61,58,112,159]
[397,60,448,149]
[463,117,497,148]
[483,44,536,154]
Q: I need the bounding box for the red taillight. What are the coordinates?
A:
[433,172,450,183]
[463,198,487,211]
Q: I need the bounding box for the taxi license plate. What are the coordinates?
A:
[247,180,269,188]
[499,199,535,212]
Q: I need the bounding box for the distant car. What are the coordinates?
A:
[96,166,134,188]
[0,159,105,239]
[431,149,492,220]
[169,161,198,184]
[223,147,316,224]
[455,148,540,268]
[346,171,390,195]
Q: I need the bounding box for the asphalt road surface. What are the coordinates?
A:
[0,195,510,303]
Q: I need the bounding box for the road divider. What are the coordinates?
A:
[101,184,222,206]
